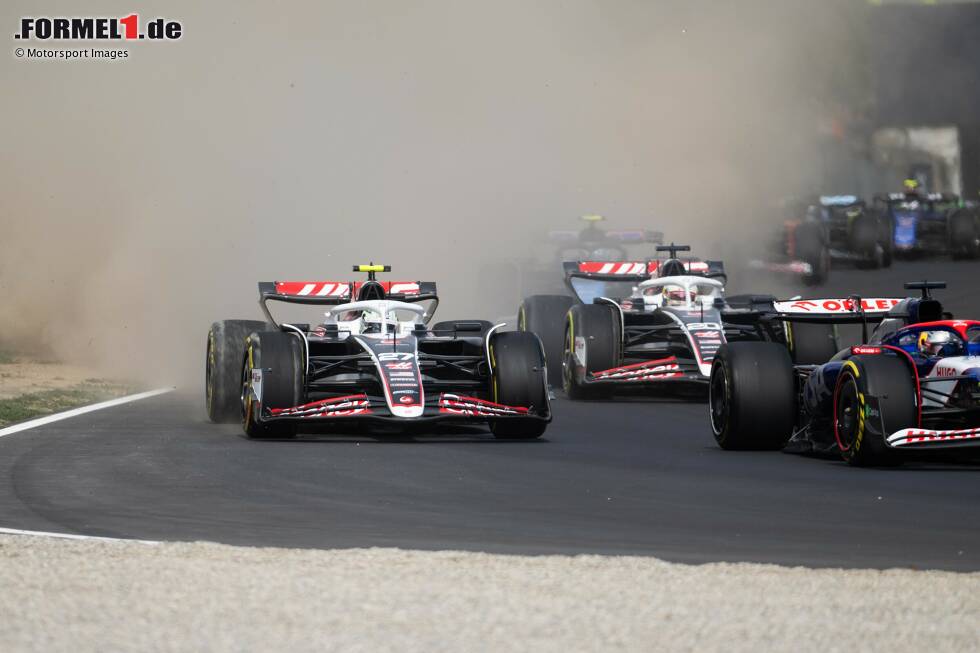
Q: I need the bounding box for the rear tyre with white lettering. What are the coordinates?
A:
[834,355,914,467]
[785,322,839,365]
[489,332,549,439]
[206,320,269,423]
[241,332,303,439]
[562,304,621,400]
[709,343,796,450]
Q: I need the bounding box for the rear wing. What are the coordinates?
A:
[564,261,653,282]
[564,258,725,282]
[258,280,438,325]
[769,297,903,324]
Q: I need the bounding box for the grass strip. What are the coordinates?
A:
[0,381,134,426]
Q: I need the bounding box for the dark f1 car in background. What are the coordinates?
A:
[749,197,831,286]
[875,187,979,259]
[812,195,893,268]
[709,281,980,466]
[206,265,550,439]
[484,215,664,319]
[517,243,730,383]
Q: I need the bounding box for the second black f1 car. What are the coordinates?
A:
[206,265,550,439]
[519,243,833,399]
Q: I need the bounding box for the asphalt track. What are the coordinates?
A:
[1,261,978,570]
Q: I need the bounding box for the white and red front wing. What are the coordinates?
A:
[887,427,980,449]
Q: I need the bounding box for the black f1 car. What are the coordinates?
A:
[812,195,893,268]
[206,265,550,439]
[516,244,811,399]
[485,215,664,320]
[749,197,831,286]
[709,281,980,466]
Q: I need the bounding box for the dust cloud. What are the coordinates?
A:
[0,1,863,387]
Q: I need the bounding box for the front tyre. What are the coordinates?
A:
[241,331,304,439]
[833,354,915,466]
[709,342,796,450]
[562,304,621,400]
[206,320,269,423]
[489,332,549,439]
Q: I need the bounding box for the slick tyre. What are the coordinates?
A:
[949,210,980,260]
[795,222,829,285]
[241,331,304,439]
[518,295,575,384]
[709,342,796,450]
[833,354,915,467]
[206,320,269,423]
[785,322,839,365]
[562,304,621,400]
[879,216,894,267]
[851,216,883,269]
[489,331,549,439]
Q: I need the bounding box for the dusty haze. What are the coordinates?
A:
[0,1,859,387]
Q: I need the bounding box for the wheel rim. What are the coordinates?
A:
[240,354,252,423]
[562,328,575,391]
[708,362,729,436]
[834,376,860,453]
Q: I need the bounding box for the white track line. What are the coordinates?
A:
[0,526,160,544]
[0,387,174,438]
[0,387,174,543]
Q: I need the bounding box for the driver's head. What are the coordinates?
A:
[903,178,920,195]
[918,330,952,356]
[662,284,693,307]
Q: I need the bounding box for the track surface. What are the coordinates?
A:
[1,261,978,570]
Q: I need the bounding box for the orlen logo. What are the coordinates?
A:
[15,15,182,41]
[789,298,900,313]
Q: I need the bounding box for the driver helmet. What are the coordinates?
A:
[360,311,395,334]
[918,329,952,356]
[661,283,695,307]
[903,178,921,196]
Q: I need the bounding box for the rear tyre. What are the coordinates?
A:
[833,355,914,466]
[489,332,549,439]
[241,331,304,439]
[851,216,882,269]
[518,295,575,384]
[562,304,621,400]
[206,320,269,423]
[949,210,980,260]
[795,222,830,285]
[709,342,796,450]
[785,322,839,364]
[879,216,894,267]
